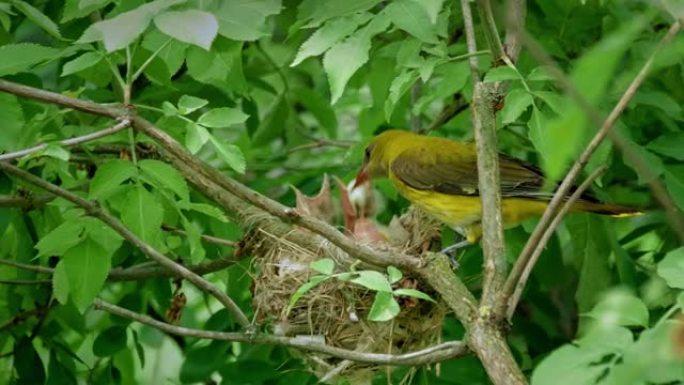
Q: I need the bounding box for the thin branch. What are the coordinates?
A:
[474,0,507,63]
[505,166,608,320]
[94,298,468,366]
[0,307,48,333]
[0,119,130,161]
[0,279,51,285]
[460,0,481,80]
[421,96,469,134]
[0,161,251,328]
[503,0,526,62]
[0,193,54,208]
[501,20,684,317]
[161,225,237,248]
[0,259,54,274]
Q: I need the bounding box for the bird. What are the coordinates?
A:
[353,129,640,255]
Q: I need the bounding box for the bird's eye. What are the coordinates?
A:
[364,146,371,159]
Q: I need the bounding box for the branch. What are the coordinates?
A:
[0,193,54,208]
[93,298,468,366]
[501,21,684,317]
[505,166,607,320]
[474,0,506,63]
[161,225,237,248]
[0,120,130,161]
[0,161,251,328]
[460,0,481,80]
[422,95,469,134]
[503,0,526,62]
[0,279,51,285]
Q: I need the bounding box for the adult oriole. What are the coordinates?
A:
[354,130,639,251]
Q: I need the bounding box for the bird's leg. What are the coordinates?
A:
[441,228,471,269]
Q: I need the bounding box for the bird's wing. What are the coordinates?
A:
[390,146,549,198]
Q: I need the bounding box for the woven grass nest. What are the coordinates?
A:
[250,176,446,382]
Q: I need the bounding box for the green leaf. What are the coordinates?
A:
[47,350,77,385]
[84,218,124,255]
[0,43,61,76]
[385,69,418,121]
[154,10,218,50]
[177,95,208,115]
[501,89,533,124]
[76,0,184,52]
[287,275,329,312]
[61,51,103,76]
[585,289,649,328]
[36,219,86,257]
[291,13,373,66]
[251,96,289,146]
[291,88,338,137]
[387,266,402,284]
[419,0,444,24]
[323,14,390,104]
[12,0,61,39]
[310,258,335,275]
[181,216,205,263]
[89,159,137,200]
[393,288,436,303]
[622,139,664,184]
[139,159,190,201]
[350,271,392,292]
[42,143,70,161]
[15,337,46,384]
[215,0,281,41]
[526,66,554,81]
[186,122,212,154]
[483,66,519,82]
[647,133,684,161]
[120,186,164,247]
[385,0,438,43]
[208,136,246,174]
[664,168,684,211]
[179,202,229,223]
[62,237,112,312]
[52,261,70,304]
[297,0,382,28]
[62,0,111,23]
[368,292,400,321]
[532,91,565,114]
[197,108,249,128]
[677,292,684,310]
[657,247,684,289]
[93,326,128,357]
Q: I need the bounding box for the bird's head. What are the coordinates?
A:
[353,130,416,188]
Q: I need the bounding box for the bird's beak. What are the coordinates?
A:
[353,163,369,189]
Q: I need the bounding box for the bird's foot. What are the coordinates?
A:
[440,240,470,270]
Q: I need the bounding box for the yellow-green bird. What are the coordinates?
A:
[354,130,639,252]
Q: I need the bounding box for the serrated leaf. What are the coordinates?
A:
[76,0,184,52]
[13,1,62,39]
[52,261,70,304]
[83,218,124,255]
[527,66,554,81]
[385,70,418,121]
[385,0,438,43]
[185,122,211,154]
[532,91,565,114]
[120,186,164,247]
[393,288,436,302]
[419,0,444,24]
[215,0,281,41]
[351,271,392,292]
[177,95,208,115]
[198,108,249,128]
[61,51,103,76]
[36,220,86,257]
[657,247,684,289]
[501,89,533,124]
[89,159,137,200]
[387,266,402,284]
[297,0,381,28]
[62,237,111,312]
[0,43,61,76]
[181,216,205,263]
[154,10,218,50]
[310,258,335,275]
[291,13,372,66]
[208,136,246,174]
[368,292,400,321]
[483,66,519,82]
[139,159,189,201]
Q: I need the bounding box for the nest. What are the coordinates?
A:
[251,205,445,382]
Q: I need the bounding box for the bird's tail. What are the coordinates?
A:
[571,201,642,217]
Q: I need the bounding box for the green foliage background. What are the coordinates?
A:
[0,0,683,384]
